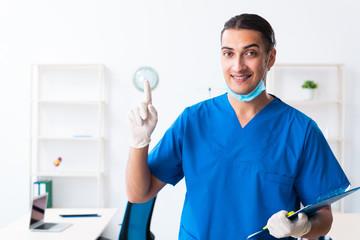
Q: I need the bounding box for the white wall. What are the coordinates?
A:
[1,0,360,239]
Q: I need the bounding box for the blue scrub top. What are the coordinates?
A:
[148,94,350,240]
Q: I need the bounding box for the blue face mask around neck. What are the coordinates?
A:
[225,79,266,102]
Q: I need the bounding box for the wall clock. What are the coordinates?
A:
[133,66,159,91]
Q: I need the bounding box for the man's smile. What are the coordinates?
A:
[232,74,252,81]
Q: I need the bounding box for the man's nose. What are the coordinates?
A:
[233,56,247,71]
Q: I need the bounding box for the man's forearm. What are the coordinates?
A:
[126,146,152,203]
[302,206,333,238]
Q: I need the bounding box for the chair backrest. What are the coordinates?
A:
[119,197,157,240]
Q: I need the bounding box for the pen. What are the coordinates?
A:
[262,211,294,230]
[247,211,294,239]
[59,214,101,218]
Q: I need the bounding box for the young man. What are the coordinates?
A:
[126,14,350,239]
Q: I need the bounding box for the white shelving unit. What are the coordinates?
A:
[30,64,106,207]
[268,63,346,211]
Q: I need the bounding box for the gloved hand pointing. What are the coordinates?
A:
[267,210,312,238]
[126,80,158,148]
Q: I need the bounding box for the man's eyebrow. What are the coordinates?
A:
[221,43,260,51]
[243,43,260,49]
[221,46,233,51]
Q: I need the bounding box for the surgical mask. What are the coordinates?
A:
[225,79,266,102]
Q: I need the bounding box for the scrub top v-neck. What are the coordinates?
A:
[148,93,349,240]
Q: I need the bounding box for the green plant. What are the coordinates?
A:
[302,80,318,89]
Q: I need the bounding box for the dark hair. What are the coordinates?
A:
[221,13,276,52]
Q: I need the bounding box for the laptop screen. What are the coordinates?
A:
[30,194,47,226]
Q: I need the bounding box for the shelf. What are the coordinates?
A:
[34,100,105,105]
[38,64,105,67]
[36,136,104,141]
[34,171,102,178]
[269,63,346,212]
[326,137,344,142]
[275,63,344,68]
[30,64,106,208]
[284,100,342,105]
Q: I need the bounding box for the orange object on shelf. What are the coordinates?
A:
[53,157,62,167]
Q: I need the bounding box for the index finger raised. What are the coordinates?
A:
[144,80,152,104]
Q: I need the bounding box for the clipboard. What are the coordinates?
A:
[247,186,360,239]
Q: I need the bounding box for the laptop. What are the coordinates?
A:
[29,193,72,232]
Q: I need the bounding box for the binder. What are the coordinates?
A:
[247,186,360,239]
[33,182,40,197]
[33,180,53,208]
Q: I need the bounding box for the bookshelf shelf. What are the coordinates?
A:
[36,136,104,141]
[268,63,346,212]
[35,100,105,105]
[34,172,101,178]
[30,64,106,208]
[285,100,342,105]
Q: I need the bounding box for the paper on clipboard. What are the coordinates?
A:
[247,186,360,239]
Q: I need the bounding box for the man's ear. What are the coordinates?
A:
[267,48,277,69]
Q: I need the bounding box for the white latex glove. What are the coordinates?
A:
[126,80,158,148]
[267,210,312,238]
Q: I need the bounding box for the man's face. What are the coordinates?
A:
[221,29,275,96]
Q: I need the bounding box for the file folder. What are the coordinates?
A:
[33,180,53,208]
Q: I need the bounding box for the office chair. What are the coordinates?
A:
[97,197,157,240]
[118,196,157,240]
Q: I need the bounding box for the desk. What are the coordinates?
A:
[327,213,360,240]
[0,208,118,240]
